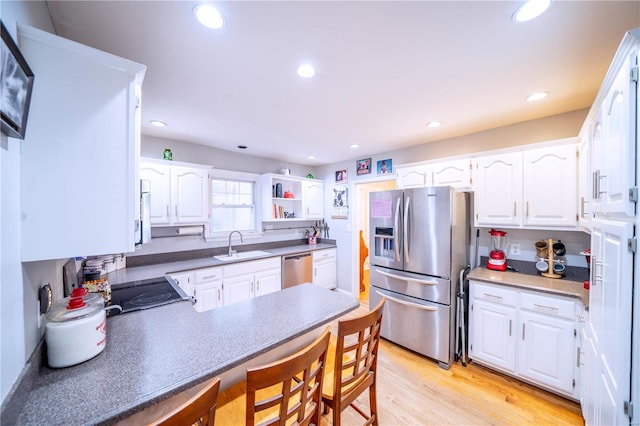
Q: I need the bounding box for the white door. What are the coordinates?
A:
[430,159,472,189]
[255,268,281,296]
[223,275,254,305]
[303,181,324,219]
[194,281,222,312]
[518,310,575,394]
[522,144,577,227]
[469,299,517,373]
[590,217,634,425]
[313,258,337,289]
[473,153,523,227]
[140,162,172,225]
[396,165,429,188]
[599,54,637,217]
[172,166,209,224]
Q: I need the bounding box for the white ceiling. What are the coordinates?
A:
[46,1,639,166]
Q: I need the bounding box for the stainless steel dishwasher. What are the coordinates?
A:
[282,252,313,288]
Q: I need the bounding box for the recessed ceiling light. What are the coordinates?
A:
[526,92,548,102]
[297,64,315,78]
[427,121,441,128]
[150,120,167,127]
[350,144,359,149]
[307,155,316,160]
[194,4,224,29]
[513,0,552,22]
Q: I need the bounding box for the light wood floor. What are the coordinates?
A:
[319,304,584,426]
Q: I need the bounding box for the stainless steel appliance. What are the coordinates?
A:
[369,186,468,369]
[135,179,151,246]
[282,252,312,288]
[109,277,189,315]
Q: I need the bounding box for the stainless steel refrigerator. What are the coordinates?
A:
[369,186,468,369]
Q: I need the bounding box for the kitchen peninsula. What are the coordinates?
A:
[3,284,358,425]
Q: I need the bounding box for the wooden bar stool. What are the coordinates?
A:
[322,298,385,426]
[244,327,331,426]
[147,376,221,426]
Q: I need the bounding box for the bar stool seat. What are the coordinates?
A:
[147,376,221,426]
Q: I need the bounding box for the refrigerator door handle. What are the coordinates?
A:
[374,268,438,286]
[404,195,411,263]
[394,197,401,261]
[375,290,437,311]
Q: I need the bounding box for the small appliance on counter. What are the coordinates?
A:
[487,229,510,271]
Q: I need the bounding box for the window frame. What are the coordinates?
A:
[204,169,262,242]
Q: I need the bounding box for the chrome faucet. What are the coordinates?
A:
[228,230,244,256]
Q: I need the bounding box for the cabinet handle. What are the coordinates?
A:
[522,323,526,340]
[202,275,218,280]
[577,347,581,367]
[580,197,589,217]
[217,288,221,301]
[483,293,503,300]
[526,201,529,217]
[513,202,517,217]
[509,319,512,336]
[534,303,558,311]
[166,205,170,218]
[175,205,178,217]
[256,280,260,292]
[314,267,317,276]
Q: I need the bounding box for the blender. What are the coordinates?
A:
[487,229,510,271]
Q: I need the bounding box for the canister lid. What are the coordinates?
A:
[46,296,103,323]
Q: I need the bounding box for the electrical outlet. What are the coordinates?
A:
[511,243,521,256]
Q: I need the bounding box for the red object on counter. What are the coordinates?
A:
[584,280,590,290]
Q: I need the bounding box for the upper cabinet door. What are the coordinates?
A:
[396,165,429,188]
[577,135,591,231]
[140,162,171,225]
[430,159,472,190]
[597,53,637,218]
[522,145,577,227]
[18,25,146,261]
[473,153,522,227]
[171,166,209,224]
[303,181,324,219]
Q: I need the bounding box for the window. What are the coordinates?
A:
[208,170,260,237]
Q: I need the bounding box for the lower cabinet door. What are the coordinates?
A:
[470,299,517,373]
[518,310,575,394]
[223,275,253,305]
[255,268,281,296]
[194,281,222,312]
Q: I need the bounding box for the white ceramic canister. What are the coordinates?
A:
[45,297,107,368]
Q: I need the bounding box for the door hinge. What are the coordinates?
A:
[572,379,575,388]
[629,187,638,203]
[624,400,633,419]
[629,237,637,253]
[574,328,577,337]
[631,65,639,83]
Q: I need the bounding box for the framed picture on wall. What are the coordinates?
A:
[356,158,371,175]
[376,158,392,175]
[335,169,347,184]
[1,22,35,139]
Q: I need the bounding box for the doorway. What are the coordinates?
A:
[354,179,396,305]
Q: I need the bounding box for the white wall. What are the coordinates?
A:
[1,0,57,404]
[315,109,589,294]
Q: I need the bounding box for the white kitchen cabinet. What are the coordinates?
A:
[469,280,583,399]
[222,257,281,306]
[303,180,324,219]
[259,174,324,221]
[312,248,337,289]
[193,267,223,312]
[473,153,522,227]
[469,282,517,373]
[429,159,472,190]
[18,25,146,261]
[140,160,210,226]
[591,50,637,218]
[522,144,577,227]
[473,142,577,229]
[395,164,429,188]
[589,218,634,424]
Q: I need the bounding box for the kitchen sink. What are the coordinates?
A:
[214,250,272,261]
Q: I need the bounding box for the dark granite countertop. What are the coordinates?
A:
[107,242,337,286]
[4,284,358,426]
